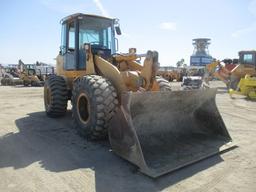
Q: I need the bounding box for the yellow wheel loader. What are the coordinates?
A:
[204,51,256,99]
[228,51,256,90]
[18,60,44,86]
[228,51,256,99]
[20,68,44,87]
[44,13,233,178]
[229,74,256,99]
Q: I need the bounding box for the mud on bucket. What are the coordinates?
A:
[109,88,234,178]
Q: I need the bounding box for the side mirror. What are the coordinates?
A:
[59,46,62,54]
[115,26,121,35]
[114,18,122,35]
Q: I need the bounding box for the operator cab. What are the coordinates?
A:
[239,51,256,67]
[59,13,121,70]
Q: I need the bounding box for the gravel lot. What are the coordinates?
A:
[0,81,255,192]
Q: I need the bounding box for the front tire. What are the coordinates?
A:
[44,75,68,117]
[72,75,118,140]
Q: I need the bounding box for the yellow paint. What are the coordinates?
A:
[229,75,256,99]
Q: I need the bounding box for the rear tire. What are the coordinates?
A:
[156,76,172,91]
[72,75,118,140]
[44,75,68,117]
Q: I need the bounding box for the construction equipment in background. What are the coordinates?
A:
[228,51,256,99]
[0,60,51,86]
[222,58,238,71]
[44,13,233,178]
[204,50,256,99]
[18,60,44,86]
[0,64,3,84]
[203,60,231,86]
[229,75,256,99]
[34,61,55,81]
[157,66,185,82]
[228,50,256,89]
[0,67,23,86]
[20,68,44,86]
[0,64,3,76]
[181,66,205,90]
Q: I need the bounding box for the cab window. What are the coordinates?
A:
[243,54,253,64]
[68,22,75,51]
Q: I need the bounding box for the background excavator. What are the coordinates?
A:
[204,51,256,99]
[44,13,233,178]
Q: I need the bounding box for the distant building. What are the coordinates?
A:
[190,38,213,66]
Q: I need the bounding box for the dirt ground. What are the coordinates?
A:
[0,81,255,192]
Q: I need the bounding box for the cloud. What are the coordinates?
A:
[93,0,110,17]
[159,22,177,31]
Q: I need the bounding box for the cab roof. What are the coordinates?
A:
[60,13,114,24]
[239,50,256,54]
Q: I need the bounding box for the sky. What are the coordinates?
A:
[0,0,256,66]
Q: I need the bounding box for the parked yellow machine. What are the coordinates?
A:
[18,60,44,86]
[1,62,44,86]
[19,68,43,86]
[44,13,233,178]
[228,51,256,90]
[229,75,256,99]
[157,67,184,82]
[204,51,256,98]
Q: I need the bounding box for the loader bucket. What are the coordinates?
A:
[109,88,234,178]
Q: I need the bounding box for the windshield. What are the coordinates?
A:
[243,54,253,64]
[79,17,113,50]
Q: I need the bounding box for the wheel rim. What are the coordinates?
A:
[77,93,90,124]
